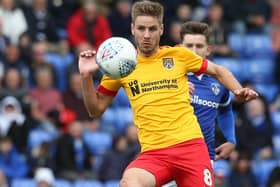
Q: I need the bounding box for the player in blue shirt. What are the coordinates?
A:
[162,21,236,187]
[181,21,236,161]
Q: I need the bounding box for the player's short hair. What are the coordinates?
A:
[180,21,211,44]
[131,1,164,24]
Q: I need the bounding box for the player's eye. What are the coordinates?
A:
[196,44,204,48]
[186,44,193,48]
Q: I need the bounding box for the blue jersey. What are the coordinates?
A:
[188,74,232,160]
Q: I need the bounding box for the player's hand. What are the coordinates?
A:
[233,87,258,102]
[214,142,235,161]
[78,50,99,77]
[188,82,195,96]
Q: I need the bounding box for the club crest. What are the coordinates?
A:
[211,83,220,95]
[162,58,174,70]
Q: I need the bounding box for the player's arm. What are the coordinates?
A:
[204,60,258,102]
[215,102,236,161]
[79,50,114,118]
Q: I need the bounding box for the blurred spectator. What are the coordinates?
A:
[99,135,136,182]
[49,0,80,36]
[0,18,10,58]
[0,170,8,187]
[236,95,274,158]
[203,2,235,57]
[0,0,28,44]
[28,41,57,88]
[0,137,28,179]
[63,71,91,121]
[29,67,62,136]
[162,2,192,45]
[213,160,230,187]
[267,166,280,187]
[67,0,112,51]
[163,20,182,46]
[238,0,272,33]
[34,167,54,187]
[27,142,54,177]
[55,121,96,181]
[0,96,29,153]
[23,0,59,43]
[228,151,257,187]
[1,44,29,79]
[108,0,132,40]
[125,124,140,151]
[0,68,28,103]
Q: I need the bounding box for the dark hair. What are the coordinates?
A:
[180,21,211,44]
[131,0,164,24]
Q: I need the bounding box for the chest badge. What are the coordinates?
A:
[211,83,220,95]
[162,58,174,70]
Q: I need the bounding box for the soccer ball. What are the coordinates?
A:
[96,37,137,79]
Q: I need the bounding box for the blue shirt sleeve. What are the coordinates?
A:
[217,100,236,145]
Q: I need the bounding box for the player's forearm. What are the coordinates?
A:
[81,76,102,118]
[212,65,242,93]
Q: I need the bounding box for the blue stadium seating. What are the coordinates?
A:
[252,159,278,187]
[115,107,134,134]
[111,88,130,108]
[83,131,112,155]
[228,33,245,55]
[27,129,55,150]
[213,57,244,81]
[104,180,120,187]
[45,53,74,92]
[11,179,73,187]
[11,179,36,187]
[244,34,274,58]
[271,111,280,134]
[55,179,73,187]
[241,58,275,84]
[254,84,278,103]
[73,180,103,187]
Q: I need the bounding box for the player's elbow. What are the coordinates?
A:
[87,106,104,118]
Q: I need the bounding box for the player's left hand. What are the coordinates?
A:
[188,81,195,96]
[214,142,235,161]
[233,87,258,102]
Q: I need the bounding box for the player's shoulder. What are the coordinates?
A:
[159,45,191,55]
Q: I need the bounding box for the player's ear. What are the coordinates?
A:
[131,23,135,36]
[206,45,212,56]
[160,24,164,36]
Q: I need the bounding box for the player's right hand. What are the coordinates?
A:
[78,50,99,77]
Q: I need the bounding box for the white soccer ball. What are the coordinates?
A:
[96,37,137,79]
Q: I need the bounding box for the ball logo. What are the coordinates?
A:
[101,41,124,61]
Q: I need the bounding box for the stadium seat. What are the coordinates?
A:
[243,34,274,58]
[212,57,244,81]
[83,131,112,155]
[111,88,130,108]
[11,179,36,187]
[252,159,278,187]
[254,84,278,103]
[115,107,134,134]
[228,33,245,55]
[104,180,120,187]
[241,58,275,84]
[55,179,73,187]
[73,180,104,187]
[271,111,280,134]
[27,129,55,150]
[45,52,74,92]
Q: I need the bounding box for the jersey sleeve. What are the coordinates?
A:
[97,75,122,97]
[177,47,208,75]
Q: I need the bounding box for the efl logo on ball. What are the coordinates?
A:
[96,37,137,79]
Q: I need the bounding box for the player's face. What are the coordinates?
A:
[131,16,163,57]
[182,34,211,58]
